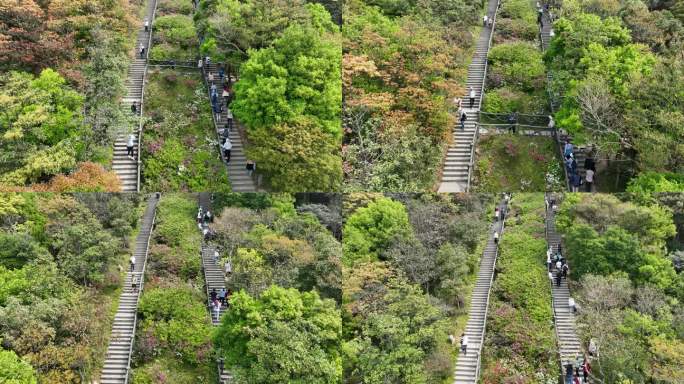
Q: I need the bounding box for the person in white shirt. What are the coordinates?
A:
[460,333,469,355]
[222,139,232,162]
[585,169,594,192]
[130,256,136,272]
[126,134,136,159]
[555,260,562,271]
[483,15,488,26]
[494,231,499,245]
[469,87,476,108]
[144,18,149,32]
[568,297,576,313]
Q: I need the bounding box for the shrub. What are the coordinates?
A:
[482,87,539,114]
[157,0,194,15]
[153,15,198,49]
[137,287,213,365]
[342,197,412,266]
[488,42,545,92]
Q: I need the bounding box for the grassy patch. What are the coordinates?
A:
[141,69,230,192]
[474,134,559,192]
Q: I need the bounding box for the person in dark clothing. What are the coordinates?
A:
[508,113,516,133]
[584,156,595,172]
[210,289,217,302]
[556,272,562,287]
[218,66,225,81]
[460,111,467,130]
[562,263,569,279]
[131,102,137,114]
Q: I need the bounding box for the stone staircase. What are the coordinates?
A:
[545,198,583,368]
[99,194,159,384]
[439,0,500,193]
[198,192,234,384]
[453,199,508,383]
[113,0,157,192]
[202,64,257,192]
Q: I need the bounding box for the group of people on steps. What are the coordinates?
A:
[196,203,235,322]
[564,140,596,192]
[546,195,599,384]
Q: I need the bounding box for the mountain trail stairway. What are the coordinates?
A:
[545,195,583,368]
[438,0,500,193]
[202,65,257,192]
[113,0,157,192]
[99,194,159,384]
[198,192,234,384]
[453,198,508,383]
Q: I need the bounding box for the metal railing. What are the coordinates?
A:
[135,0,158,192]
[465,0,501,192]
[539,10,571,192]
[124,195,158,384]
[474,196,508,381]
[148,59,197,68]
[544,193,564,383]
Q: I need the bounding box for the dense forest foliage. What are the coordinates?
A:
[0,193,141,382]
[206,193,343,382]
[0,0,145,191]
[481,194,557,382]
[342,0,481,191]
[194,0,343,192]
[342,193,493,383]
[546,0,684,186]
[556,193,684,383]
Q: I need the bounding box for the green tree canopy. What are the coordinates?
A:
[232,24,342,136]
[0,69,86,186]
[0,349,37,384]
[214,285,342,383]
[342,197,412,266]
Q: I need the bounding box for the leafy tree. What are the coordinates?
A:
[342,197,412,266]
[0,233,49,269]
[200,0,336,63]
[0,349,37,384]
[136,287,213,365]
[232,24,341,135]
[488,42,546,92]
[343,269,451,384]
[0,0,73,72]
[245,117,342,192]
[214,286,342,383]
[0,69,86,186]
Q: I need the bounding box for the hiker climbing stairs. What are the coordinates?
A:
[439,0,500,193]
[202,64,257,192]
[540,11,589,191]
[545,197,583,368]
[453,199,507,383]
[100,194,159,384]
[113,0,157,192]
[198,192,234,384]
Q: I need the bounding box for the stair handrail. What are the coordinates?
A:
[124,195,158,384]
[466,123,480,193]
[474,196,508,381]
[539,11,571,192]
[467,0,500,191]
[136,0,158,192]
